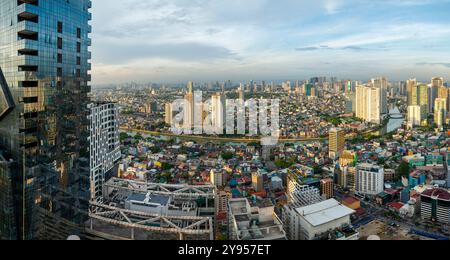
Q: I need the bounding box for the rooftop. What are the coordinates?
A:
[295,199,355,227]
[421,188,450,201]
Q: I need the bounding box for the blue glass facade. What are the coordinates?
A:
[0,0,91,239]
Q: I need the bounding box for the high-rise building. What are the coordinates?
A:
[0,0,92,240]
[420,188,450,224]
[406,79,417,106]
[407,105,422,128]
[164,103,172,125]
[437,80,449,111]
[356,163,384,196]
[88,102,121,202]
[320,178,334,199]
[252,172,264,192]
[355,85,385,124]
[371,77,388,114]
[418,84,429,126]
[210,92,225,134]
[339,150,357,167]
[210,168,224,188]
[187,81,194,94]
[430,77,444,112]
[183,92,194,131]
[329,128,345,159]
[434,98,447,128]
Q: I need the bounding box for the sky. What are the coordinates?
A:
[90,0,450,85]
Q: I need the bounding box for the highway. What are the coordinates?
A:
[119,127,327,143]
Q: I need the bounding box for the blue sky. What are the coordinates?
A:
[91,0,450,84]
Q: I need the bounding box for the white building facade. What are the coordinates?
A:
[356,163,385,196]
[89,102,121,201]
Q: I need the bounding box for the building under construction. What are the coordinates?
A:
[84,178,217,240]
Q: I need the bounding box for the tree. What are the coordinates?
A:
[396,161,410,181]
[221,152,234,160]
[120,132,130,141]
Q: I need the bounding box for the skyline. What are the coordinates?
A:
[91,0,450,85]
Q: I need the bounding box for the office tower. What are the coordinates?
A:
[355,85,384,124]
[371,77,388,114]
[252,172,264,192]
[356,163,384,196]
[410,83,419,106]
[88,102,121,202]
[304,83,313,96]
[210,92,225,134]
[320,178,334,199]
[329,128,345,159]
[183,92,194,131]
[238,83,245,100]
[407,105,422,128]
[165,103,173,125]
[407,79,417,106]
[418,84,429,126]
[420,188,450,224]
[187,81,193,94]
[437,80,449,111]
[0,0,92,240]
[434,98,447,128]
[428,78,442,112]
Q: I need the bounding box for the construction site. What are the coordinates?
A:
[84,178,217,240]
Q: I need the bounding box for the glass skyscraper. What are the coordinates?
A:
[0,0,92,239]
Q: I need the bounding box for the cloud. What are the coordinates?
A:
[295,45,387,52]
[93,42,237,64]
[416,62,450,68]
[90,0,450,84]
[324,0,343,15]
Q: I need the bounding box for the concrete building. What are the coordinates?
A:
[434,98,447,128]
[210,168,224,188]
[407,79,417,106]
[356,163,385,196]
[320,178,334,199]
[407,105,422,128]
[294,199,357,240]
[228,198,286,240]
[371,77,388,114]
[339,150,357,167]
[210,92,225,134]
[355,85,385,124]
[88,102,121,201]
[252,172,264,192]
[418,84,429,126]
[329,128,345,159]
[420,188,450,224]
[165,103,173,125]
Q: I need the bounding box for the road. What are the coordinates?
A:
[120,127,327,143]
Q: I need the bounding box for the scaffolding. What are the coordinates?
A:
[86,178,217,240]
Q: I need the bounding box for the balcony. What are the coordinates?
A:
[17,0,38,6]
[18,11,38,23]
[18,65,38,72]
[20,81,38,88]
[18,49,38,56]
[18,29,38,41]
[19,119,38,134]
